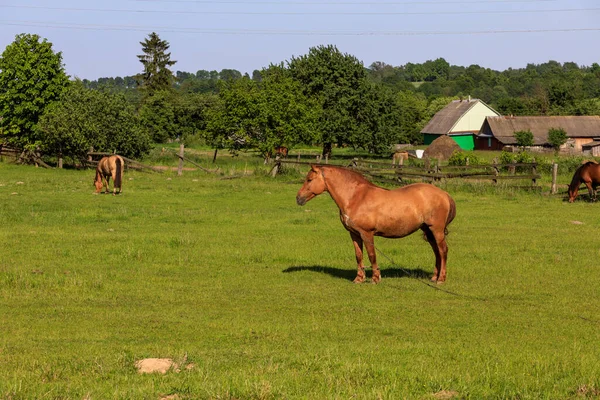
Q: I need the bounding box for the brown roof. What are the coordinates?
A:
[483,116,600,145]
[421,99,498,135]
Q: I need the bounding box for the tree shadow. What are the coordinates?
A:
[282,265,432,282]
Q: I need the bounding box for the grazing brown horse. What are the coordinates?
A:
[275,146,288,158]
[94,155,124,195]
[296,165,456,284]
[568,161,600,203]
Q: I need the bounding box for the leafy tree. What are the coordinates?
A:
[514,129,534,148]
[136,32,176,94]
[547,127,568,153]
[38,81,151,161]
[351,82,402,154]
[288,45,368,157]
[138,90,178,143]
[0,33,69,150]
[396,90,428,144]
[205,65,318,160]
[219,69,242,81]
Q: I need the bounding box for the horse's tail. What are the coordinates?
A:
[114,157,122,191]
[444,195,457,236]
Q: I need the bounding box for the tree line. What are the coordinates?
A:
[1,32,599,165]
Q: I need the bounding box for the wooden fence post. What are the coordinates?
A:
[316,155,321,163]
[492,158,499,184]
[178,143,184,176]
[551,163,558,194]
[58,155,63,169]
[270,156,281,177]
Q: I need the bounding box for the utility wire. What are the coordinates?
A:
[3,20,598,36]
[2,4,599,16]
[131,0,557,4]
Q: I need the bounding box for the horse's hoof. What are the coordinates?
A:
[353,278,365,284]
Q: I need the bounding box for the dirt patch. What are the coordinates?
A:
[423,135,461,161]
[152,166,197,172]
[433,390,459,399]
[135,358,196,374]
[135,358,177,374]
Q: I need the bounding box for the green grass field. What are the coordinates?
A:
[1,161,600,399]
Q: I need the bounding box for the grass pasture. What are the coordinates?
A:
[1,163,600,399]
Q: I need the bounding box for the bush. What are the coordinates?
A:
[447,151,483,166]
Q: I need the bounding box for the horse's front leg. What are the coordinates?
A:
[104,176,111,194]
[362,232,380,284]
[350,232,366,284]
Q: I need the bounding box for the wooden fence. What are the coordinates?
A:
[277,156,544,188]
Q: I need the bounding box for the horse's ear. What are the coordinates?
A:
[310,164,320,173]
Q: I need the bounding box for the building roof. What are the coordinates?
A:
[483,115,600,145]
[421,99,499,135]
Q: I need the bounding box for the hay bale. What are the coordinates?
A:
[423,135,461,161]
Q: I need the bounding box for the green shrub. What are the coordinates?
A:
[448,151,483,166]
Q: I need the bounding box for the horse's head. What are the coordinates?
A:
[296,165,327,206]
[94,171,104,193]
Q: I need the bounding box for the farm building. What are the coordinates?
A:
[421,98,500,151]
[476,115,600,151]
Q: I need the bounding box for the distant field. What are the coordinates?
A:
[1,162,599,399]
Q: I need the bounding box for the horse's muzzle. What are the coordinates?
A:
[296,195,307,206]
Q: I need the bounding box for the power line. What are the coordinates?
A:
[2,20,599,36]
[2,4,599,16]
[131,0,557,4]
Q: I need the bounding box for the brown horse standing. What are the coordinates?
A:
[94,155,124,195]
[568,161,600,202]
[296,165,456,284]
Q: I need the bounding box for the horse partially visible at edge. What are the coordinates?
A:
[296,165,456,284]
[568,160,600,203]
[94,155,124,195]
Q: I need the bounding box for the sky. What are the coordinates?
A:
[1,0,599,80]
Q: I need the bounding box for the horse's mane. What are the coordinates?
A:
[321,165,376,187]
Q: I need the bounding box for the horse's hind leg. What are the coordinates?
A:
[350,232,366,284]
[423,225,448,283]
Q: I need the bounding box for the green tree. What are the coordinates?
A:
[547,127,568,153]
[205,65,318,160]
[0,33,69,150]
[38,81,151,161]
[288,45,367,157]
[136,32,176,94]
[351,82,402,154]
[514,129,534,148]
[138,90,178,143]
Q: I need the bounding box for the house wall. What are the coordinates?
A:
[474,136,504,150]
[571,137,594,151]
[453,102,499,133]
[451,134,475,151]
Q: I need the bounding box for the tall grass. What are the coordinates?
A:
[1,161,599,399]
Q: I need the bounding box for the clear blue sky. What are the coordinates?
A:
[1,0,599,80]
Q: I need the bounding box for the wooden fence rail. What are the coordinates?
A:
[277,157,542,187]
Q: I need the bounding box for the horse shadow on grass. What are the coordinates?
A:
[282,265,432,282]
